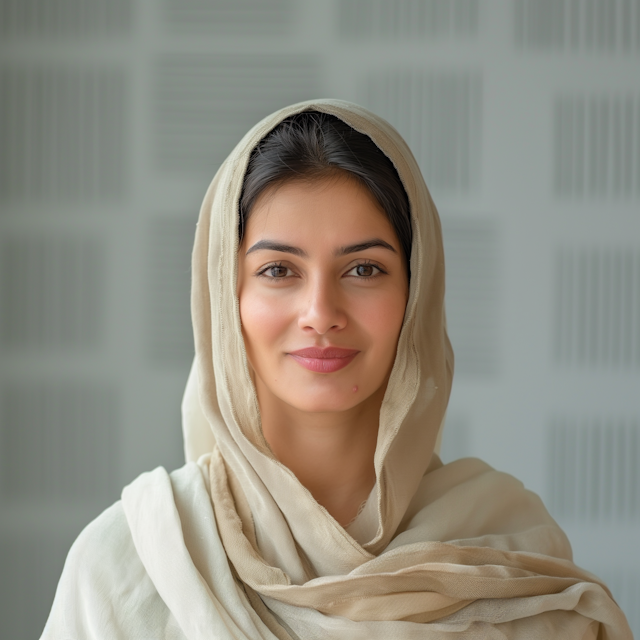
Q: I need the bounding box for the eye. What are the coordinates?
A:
[344,262,385,278]
[257,263,294,279]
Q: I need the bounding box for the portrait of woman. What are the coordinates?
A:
[41,100,632,639]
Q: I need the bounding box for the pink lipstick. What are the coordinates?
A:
[288,346,360,373]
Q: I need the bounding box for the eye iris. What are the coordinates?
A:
[270,266,287,277]
[356,264,374,277]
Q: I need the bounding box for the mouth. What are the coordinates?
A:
[287,347,360,373]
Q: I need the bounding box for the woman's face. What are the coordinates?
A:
[237,174,409,415]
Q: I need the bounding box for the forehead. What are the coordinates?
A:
[242,175,396,246]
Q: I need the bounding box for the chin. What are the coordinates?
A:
[286,389,362,414]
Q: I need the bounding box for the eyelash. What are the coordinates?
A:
[344,260,387,279]
[255,260,387,280]
[256,262,294,279]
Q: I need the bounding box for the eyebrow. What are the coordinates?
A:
[245,240,307,257]
[335,239,396,256]
[245,238,396,257]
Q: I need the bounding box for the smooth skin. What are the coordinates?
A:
[237,174,409,526]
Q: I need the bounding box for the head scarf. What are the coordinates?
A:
[184,98,452,556]
[174,99,632,638]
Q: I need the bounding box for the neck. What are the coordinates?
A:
[257,380,382,526]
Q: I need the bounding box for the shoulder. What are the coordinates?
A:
[41,464,203,640]
[63,499,143,591]
[71,461,208,577]
[41,500,149,639]
[74,499,128,552]
[123,459,210,504]
[396,457,573,559]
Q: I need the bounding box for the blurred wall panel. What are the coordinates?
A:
[0,0,639,637]
[338,0,479,39]
[154,54,321,173]
[0,2,133,636]
[0,532,78,640]
[0,235,105,350]
[554,93,640,198]
[0,0,132,38]
[146,218,196,365]
[548,416,639,521]
[0,66,127,203]
[439,413,472,461]
[442,219,501,375]
[361,71,483,194]
[1,380,119,503]
[554,247,640,367]
[515,0,640,51]
[163,0,295,35]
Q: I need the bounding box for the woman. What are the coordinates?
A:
[42,100,632,639]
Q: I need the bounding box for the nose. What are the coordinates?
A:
[297,275,347,335]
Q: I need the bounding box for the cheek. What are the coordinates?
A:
[358,291,406,335]
[354,289,407,353]
[239,288,293,359]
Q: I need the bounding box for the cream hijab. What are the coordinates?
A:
[43,99,632,640]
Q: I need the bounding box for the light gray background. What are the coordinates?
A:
[1,0,639,637]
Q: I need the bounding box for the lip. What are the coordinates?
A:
[288,347,360,373]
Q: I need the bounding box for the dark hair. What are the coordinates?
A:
[239,111,412,277]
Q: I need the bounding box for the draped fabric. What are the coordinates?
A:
[42,100,632,639]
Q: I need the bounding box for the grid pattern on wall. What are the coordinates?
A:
[547,416,640,521]
[554,93,640,198]
[162,0,295,34]
[442,218,500,375]
[553,247,640,368]
[0,65,127,203]
[0,235,105,350]
[0,0,132,37]
[361,70,482,194]
[515,0,640,51]
[147,217,196,365]
[0,380,119,503]
[338,0,479,39]
[153,54,321,173]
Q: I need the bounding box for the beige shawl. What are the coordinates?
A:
[42,100,632,640]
